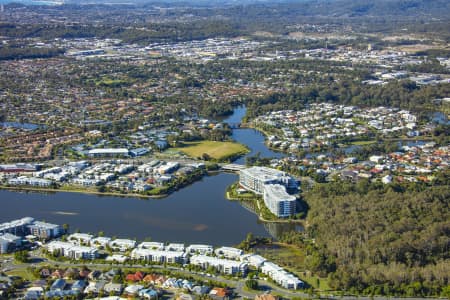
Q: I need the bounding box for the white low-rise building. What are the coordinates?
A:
[138,242,165,250]
[165,243,185,252]
[190,255,248,275]
[106,254,129,263]
[261,262,303,289]
[91,236,111,248]
[156,162,180,174]
[186,244,213,255]
[0,233,21,254]
[47,241,98,260]
[67,233,93,245]
[109,239,136,251]
[8,176,52,187]
[131,248,187,264]
[240,254,267,268]
[27,221,63,240]
[87,148,129,158]
[214,246,243,260]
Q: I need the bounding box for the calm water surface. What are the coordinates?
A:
[0,107,300,245]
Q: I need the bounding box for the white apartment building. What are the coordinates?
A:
[165,243,185,252]
[261,262,303,290]
[27,221,63,240]
[0,233,21,254]
[263,184,296,217]
[47,241,98,260]
[190,255,248,275]
[240,254,267,268]
[214,246,243,260]
[131,248,187,264]
[91,236,111,248]
[67,233,93,245]
[0,217,34,236]
[8,176,52,187]
[138,242,165,250]
[109,239,136,251]
[186,244,213,255]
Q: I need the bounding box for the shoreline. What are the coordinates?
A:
[0,169,221,200]
[0,185,168,200]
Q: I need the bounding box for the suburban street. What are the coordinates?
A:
[1,251,442,300]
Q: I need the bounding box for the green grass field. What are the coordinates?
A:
[174,141,248,161]
[6,268,37,281]
[350,140,377,146]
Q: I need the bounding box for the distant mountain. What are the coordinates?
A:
[2,0,449,20]
[60,0,450,19]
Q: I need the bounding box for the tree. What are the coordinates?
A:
[97,184,107,193]
[14,250,30,263]
[245,279,259,290]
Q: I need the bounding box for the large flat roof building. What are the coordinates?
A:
[87,148,129,158]
[239,166,298,217]
[239,166,297,195]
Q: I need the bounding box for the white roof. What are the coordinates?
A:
[190,255,247,269]
[241,166,287,182]
[110,239,136,245]
[68,233,93,240]
[138,241,164,249]
[88,148,129,154]
[124,284,144,294]
[132,248,186,258]
[263,184,296,202]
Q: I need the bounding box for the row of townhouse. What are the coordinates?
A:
[131,248,188,264]
[8,176,52,187]
[48,227,303,290]
[261,262,304,290]
[190,255,248,275]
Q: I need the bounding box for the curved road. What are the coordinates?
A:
[2,252,441,300]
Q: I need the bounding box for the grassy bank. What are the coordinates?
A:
[0,185,167,199]
[173,140,249,162]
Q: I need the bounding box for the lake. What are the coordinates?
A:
[0,107,300,246]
